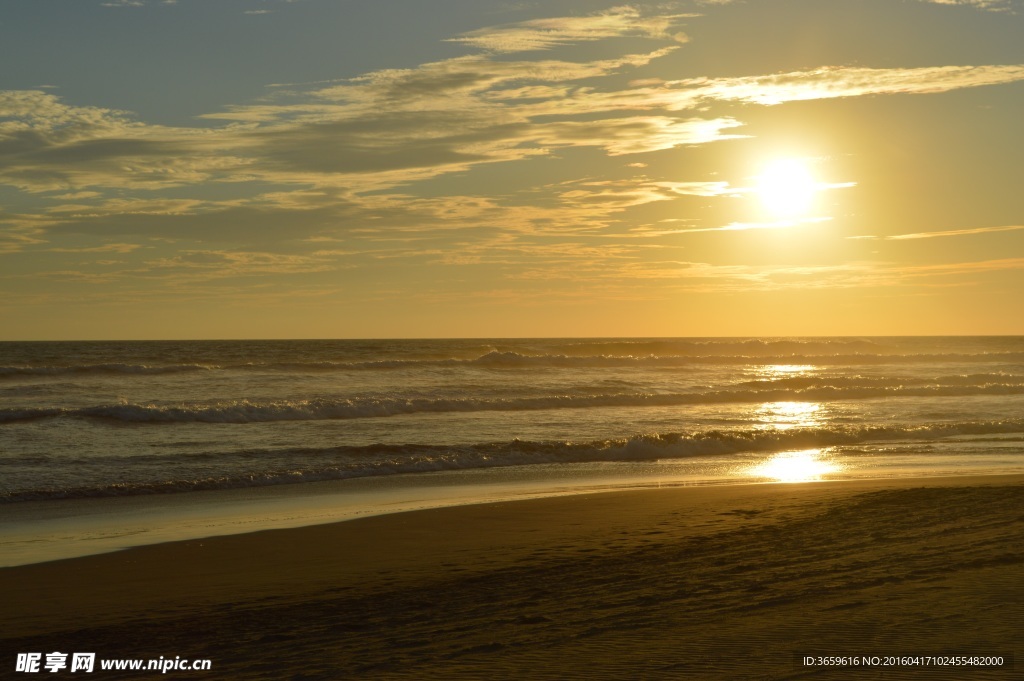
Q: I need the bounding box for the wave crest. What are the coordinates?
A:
[5,419,1022,502]
[5,381,1024,425]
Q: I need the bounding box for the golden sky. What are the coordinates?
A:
[1,0,1022,339]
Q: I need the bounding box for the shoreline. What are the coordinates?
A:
[0,461,745,568]
[2,473,1021,678]
[4,461,1021,568]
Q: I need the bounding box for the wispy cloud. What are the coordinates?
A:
[447,6,693,53]
[605,256,1024,292]
[145,249,335,277]
[532,116,745,155]
[0,90,248,194]
[48,243,145,253]
[630,217,833,237]
[918,0,1016,12]
[100,0,181,6]
[672,64,1024,107]
[849,224,1024,240]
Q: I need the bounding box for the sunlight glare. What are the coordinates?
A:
[748,449,842,483]
[756,158,818,219]
[754,401,823,431]
[755,364,816,376]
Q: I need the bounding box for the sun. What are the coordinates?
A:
[755,158,818,219]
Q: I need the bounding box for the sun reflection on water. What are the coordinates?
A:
[749,364,824,429]
[748,449,843,483]
[757,364,816,376]
[741,363,846,482]
[754,401,823,430]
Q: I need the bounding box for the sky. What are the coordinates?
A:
[1,0,1022,340]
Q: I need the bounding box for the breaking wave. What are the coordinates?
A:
[4,419,1022,502]
[4,379,1024,425]
[0,363,212,378]
[5,349,1024,379]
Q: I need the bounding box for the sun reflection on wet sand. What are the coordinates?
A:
[748,449,844,483]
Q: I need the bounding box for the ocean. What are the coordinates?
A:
[2,337,1024,563]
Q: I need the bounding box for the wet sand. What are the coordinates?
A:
[2,475,1021,679]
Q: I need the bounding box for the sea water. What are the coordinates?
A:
[2,337,1023,562]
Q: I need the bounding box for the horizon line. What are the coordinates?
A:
[2,334,1023,343]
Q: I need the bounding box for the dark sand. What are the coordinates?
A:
[2,476,1021,679]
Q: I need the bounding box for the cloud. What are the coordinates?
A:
[307,48,679,113]
[0,90,133,134]
[232,51,743,185]
[671,64,1024,107]
[849,224,1024,240]
[894,257,1024,278]
[3,4,1023,292]
[533,116,745,155]
[38,186,575,246]
[48,243,145,253]
[447,6,693,53]
[407,62,1024,123]
[159,48,700,189]
[0,91,251,193]
[144,249,334,277]
[623,217,831,238]
[0,229,47,254]
[99,0,182,6]
[0,250,341,306]
[44,200,355,245]
[604,256,1024,292]
[918,0,1015,11]
[555,179,691,211]
[7,48,1020,200]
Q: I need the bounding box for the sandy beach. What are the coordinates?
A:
[2,475,1021,679]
